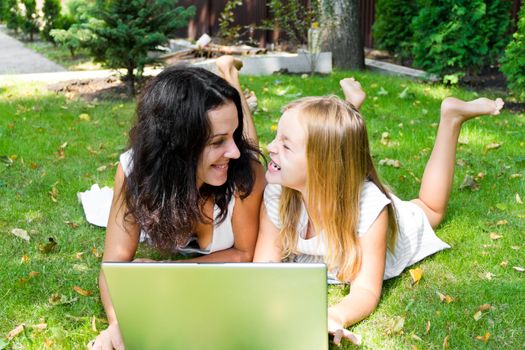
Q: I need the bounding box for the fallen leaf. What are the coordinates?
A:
[30,162,38,169]
[459,175,479,191]
[28,271,39,278]
[443,335,449,348]
[44,338,54,347]
[409,267,423,285]
[6,323,25,340]
[437,291,455,303]
[485,143,502,151]
[478,304,492,312]
[64,221,79,229]
[75,252,84,260]
[475,332,490,343]
[511,246,520,250]
[79,113,91,121]
[516,193,523,204]
[474,311,484,321]
[20,255,30,263]
[49,182,58,202]
[489,232,502,240]
[500,260,508,267]
[92,316,97,332]
[11,228,30,241]
[510,173,522,179]
[411,334,422,341]
[48,293,78,306]
[379,158,401,168]
[39,237,58,253]
[513,266,525,272]
[32,323,47,331]
[387,316,405,334]
[377,86,388,96]
[96,165,107,172]
[496,220,508,226]
[92,246,102,258]
[425,321,430,335]
[482,272,496,280]
[73,286,92,296]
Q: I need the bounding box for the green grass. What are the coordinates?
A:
[1,72,524,349]
[25,41,100,71]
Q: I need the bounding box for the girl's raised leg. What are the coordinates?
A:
[412,97,504,228]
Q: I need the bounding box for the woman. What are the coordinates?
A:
[254,78,504,345]
[90,57,266,349]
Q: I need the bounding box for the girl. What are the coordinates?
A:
[254,78,504,345]
[90,57,266,350]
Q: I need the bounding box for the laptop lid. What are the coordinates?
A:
[102,262,328,350]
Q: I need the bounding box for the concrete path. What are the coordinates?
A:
[0,25,66,74]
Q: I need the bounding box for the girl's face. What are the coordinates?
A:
[266,107,308,193]
[197,101,240,187]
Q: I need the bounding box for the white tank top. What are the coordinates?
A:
[120,150,235,254]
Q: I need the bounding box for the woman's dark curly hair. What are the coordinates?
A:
[123,66,260,251]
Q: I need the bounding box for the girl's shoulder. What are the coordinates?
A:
[357,181,392,236]
[263,184,283,229]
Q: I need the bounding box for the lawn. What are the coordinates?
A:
[0,71,524,349]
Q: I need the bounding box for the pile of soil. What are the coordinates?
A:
[47,76,152,101]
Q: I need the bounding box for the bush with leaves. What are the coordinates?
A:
[501,2,525,101]
[411,0,511,82]
[263,0,320,48]
[6,0,23,33]
[372,0,417,59]
[0,0,8,22]
[20,0,39,41]
[217,0,242,45]
[42,0,61,41]
[88,0,194,96]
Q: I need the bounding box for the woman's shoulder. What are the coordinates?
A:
[357,181,392,235]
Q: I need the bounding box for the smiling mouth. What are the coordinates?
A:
[213,163,228,170]
[269,160,281,171]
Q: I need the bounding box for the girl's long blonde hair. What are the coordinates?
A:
[279,96,397,282]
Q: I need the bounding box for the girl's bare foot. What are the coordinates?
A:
[339,78,366,110]
[440,97,504,125]
[216,55,243,79]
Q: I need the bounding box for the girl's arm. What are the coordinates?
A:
[328,208,388,345]
[91,164,141,349]
[253,202,283,262]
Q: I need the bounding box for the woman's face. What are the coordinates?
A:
[266,107,308,193]
[196,101,240,187]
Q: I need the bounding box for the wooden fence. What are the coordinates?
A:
[175,0,522,49]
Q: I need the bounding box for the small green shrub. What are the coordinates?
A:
[6,0,23,33]
[501,1,525,101]
[263,0,320,48]
[42,0,62,41]
[372,0,417,58]
[217,0,242,45]
[411,0,511,80]
[20,0,39,41]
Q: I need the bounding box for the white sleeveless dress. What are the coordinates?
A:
[263,182,450,282]
[120,150,236,254]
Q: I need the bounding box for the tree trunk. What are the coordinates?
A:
[322,0,364,70]
[125,66,136,97]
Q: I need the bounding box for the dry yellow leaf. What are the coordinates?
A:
[7,323,25,340]
[75,252,84,260]
[475,332,491,343]
[32,323,47,331]
[489,232,502,240]
[443,335,450,348]
[20,255,30,263]
[92,316,97,332]
[92,246,102,258]
[44,338,54,347]
[437,292,455,303]
[478,304,492,312]
[473,310,483,321]
[411,334,422,341]
[409,267,423,285]
[73,286,92,296]
[425,321,430,335]
[500,260,508,267]
[79,113,91,121]
[11,228,30,241]
[485,142,502,150]
[28,271,40,278]
[516,193,523,204]
[496,220,508,226]
[510,173,522,179]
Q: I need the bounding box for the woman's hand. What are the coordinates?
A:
[88,322,124,350]
[328,307,362,346]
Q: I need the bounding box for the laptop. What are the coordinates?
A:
[102,262,328,350]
